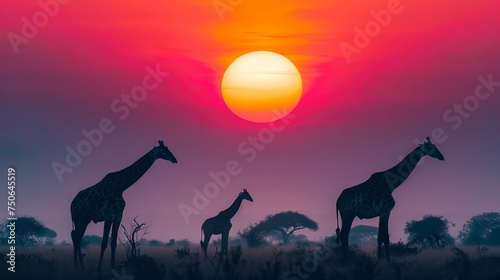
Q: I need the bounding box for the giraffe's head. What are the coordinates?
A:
[154,140,178,163]
[239,189,254,202]
[419,137,444,161]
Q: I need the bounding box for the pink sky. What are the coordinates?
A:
[1,0,499,244]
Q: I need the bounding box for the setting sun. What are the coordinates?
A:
[221,51,302,123]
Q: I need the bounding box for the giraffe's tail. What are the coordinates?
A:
[335,203,340,245]
[200,228,203,248]
[71,223,76,243]
[70,209,75,242]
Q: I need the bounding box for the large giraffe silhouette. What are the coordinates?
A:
[336,137,444,260]
[200,189,253,258]
[70,140,177,270]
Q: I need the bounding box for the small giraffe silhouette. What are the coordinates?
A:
[335,137,444,260]
[70,140,177,270]
[200,189,253,258]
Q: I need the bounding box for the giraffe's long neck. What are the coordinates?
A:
[219,196,243,220]
[383,146,424,192]
[113,149,157,193]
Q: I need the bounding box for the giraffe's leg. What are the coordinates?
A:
[340,214,355,259]
[378,214,390,261]
[97,220,112,271]
[72,221,88,269]
[222,230,229,255]
[72,229,78,267]
[110,216,122,269]
[202,231,211,259]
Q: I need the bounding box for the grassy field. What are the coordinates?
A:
[1,242,499,280]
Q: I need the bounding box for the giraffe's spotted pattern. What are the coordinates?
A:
[70,141,177,270]
[335,138,444,261]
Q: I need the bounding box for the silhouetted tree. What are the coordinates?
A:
[176,238,190,246]
[239,212,318,247]
[165,238,190,247]
[404,215,455,248]
[259,211,318,244]
[228,236,246,247]
[1,216,56,246]
[350,225,378,246]
[166,239,176,247]
[147,239,164,246]
[44,237,56,246]
[487,227,500,246]
[458,212,500,246]
[120,217,166,280]
[120,216,149,262]
[288,233,310,244]
[260,229,309,245]
[238,223,267,248]
[81,234,105,248]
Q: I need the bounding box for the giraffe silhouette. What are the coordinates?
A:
[200,189,253,258]
[335,137,444,260]
[70,140,177,270]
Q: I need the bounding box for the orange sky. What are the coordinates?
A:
[3,0,498,125]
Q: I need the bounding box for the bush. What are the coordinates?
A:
[459,212,500,246]
[119,254,166,280]
[170,245,203,280]
[389,241,420,257]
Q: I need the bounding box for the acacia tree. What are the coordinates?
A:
[349,225,378,246]
[487,227,500,246]
[238,223,267,248]
[259,211,318,244]
[458,212,500,246]
[81,234,105,248]
[239,212,319,247]
[1,216,56,246]
[404,215,455,248]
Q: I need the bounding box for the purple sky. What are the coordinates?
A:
[1,1,499,245]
